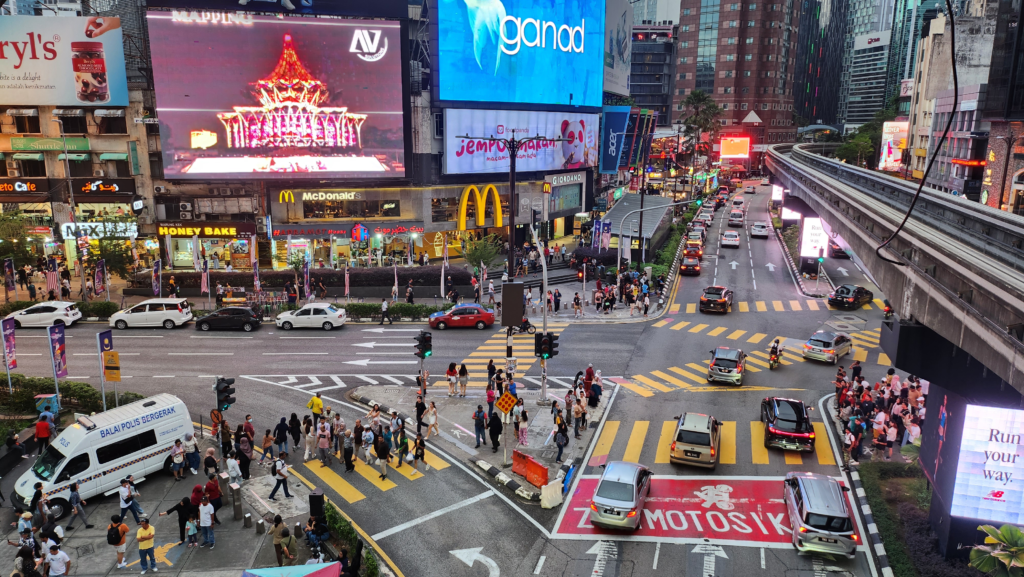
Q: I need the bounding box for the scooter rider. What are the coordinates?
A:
[770,339,781,357]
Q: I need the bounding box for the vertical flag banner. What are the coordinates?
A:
[591,223,600,248]
[191,234,201,271]
[303,258,310,300]
[152,259,161,296]
[344,266,350,297]
[46,258,59,296]
[442,233,449,267]
[481,262,488,283]
[251,239,260,291]
[164,234,173,267]
[2,318,16,370]
[94,259,106,294]
[3,258,14,291]
[200,259,210,294]
[98,329,113,352]
[602,221,612,250]
[393,263,398,301]
[49,324,68,378]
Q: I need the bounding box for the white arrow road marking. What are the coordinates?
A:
[765,263,776,272]
[362,328,423,333]
[344,359,419,366]
[692,544,728,576]
[351,341,413,348]
[729,261,739,270]
[587,541,617,577]
[450,547,500,577]
[837,267,849,276]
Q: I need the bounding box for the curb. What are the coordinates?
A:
[817,394,891,577]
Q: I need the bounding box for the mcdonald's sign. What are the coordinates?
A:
[279,190,296,203]
[457,184,504,231]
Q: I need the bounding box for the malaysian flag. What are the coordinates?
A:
[200,259,209,294]
[45,258,59,295]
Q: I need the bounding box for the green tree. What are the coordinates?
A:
[0,211,31,267]
[834,134,876,167]
[793,113,810,127]
[83,214,139,279]
[463,234,503,273]
[679,90,724,175]
[970,524,1024,577]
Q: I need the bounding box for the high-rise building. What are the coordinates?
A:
[673,0,801,170]
[837,0,896,127]
[793,0,850,126]
[845,31,892,127]
[635,0,681,25]
[631,24,676,126]
[885,0,943,109]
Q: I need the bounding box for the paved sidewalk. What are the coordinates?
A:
[348,379,613,499]
[0,430,317,576]
[518,281,671,324]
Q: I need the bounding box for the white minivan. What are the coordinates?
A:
[10,394,192,519]
[109,298,193,329]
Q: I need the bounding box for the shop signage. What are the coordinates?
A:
[60,221,139,239]
[145,0,408,18]
[277,190,366,203]
[272,221,424,238]
[272,225,350,238]
[0,178,50,193]
[157,222,256,237]
[27,227,52,235]
[457,184,504,231]
[11,137,91,152]
[72,178,136,194]
[547,171,586,187]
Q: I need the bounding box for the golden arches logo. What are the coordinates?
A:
[457,184,503,231]
[278,190,296,203]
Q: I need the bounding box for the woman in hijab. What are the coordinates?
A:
[288,413,302,449]
[158,497,194,544]
[589,370,603,407]
[238,434,253,480]
[203,448,220,477]
[183,432,200,475]
[189,484,204,508]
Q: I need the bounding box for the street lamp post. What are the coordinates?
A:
[51,117,86,300]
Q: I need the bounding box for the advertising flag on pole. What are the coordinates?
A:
[3,258,14,292]
[303,258,310,300]
[191,235,201,271]
[440,262,445,300]
[46,258,59,295]
[481,262,488,283]
[344,266,350,297]
[393,263,398,302]
[442,233,449,267]
[2,318,16,370]
[94,259,106,294]
[200,259,210,294]
[251,240,260,292]
[49,324,68,379]
[164,234,173,267]
[98,329,113,352]
[601,221,612,250]
[152,259,161,296]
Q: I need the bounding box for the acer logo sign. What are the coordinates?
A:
[867,37,881,44]
[350,29,388,62]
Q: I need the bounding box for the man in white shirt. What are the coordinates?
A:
[45,544,71,576]
[118,478,140,524]
[268,453,293,501]
[226,452,242,486]
[198,496,215,549]
[872,411,887,440]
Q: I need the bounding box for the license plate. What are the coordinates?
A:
[819,537,837,543]
[604,509,617,515]
[684,451,701,458]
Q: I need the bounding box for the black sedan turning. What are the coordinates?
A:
[699,286,734,313]
[828,240,850,259]
[761,397,816,452]
[680,257,702,276]
[827,284,874,309]
[194,307,263,332]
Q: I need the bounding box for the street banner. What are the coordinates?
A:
[152,259,161,296]
[3,258,14,291]
[303,258,310,300]
[191,235,201,271]
[165,234,173,267]
[94,259,106,294]
[393,263,398,302]
[200,259,210,295]
[344,266,349,297]
[601,221,612,250]
[98,329,113,352]
[251,240,261,292]
[102,351,121,382]
[2,318,16,370]
[600,106,632,174]
[48,324,68,379]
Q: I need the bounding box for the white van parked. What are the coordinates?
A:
[9,394,192,519]
[109,298,193,329]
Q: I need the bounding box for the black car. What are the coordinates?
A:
[194,307,263,332]
[761,397,816,452]
[827,284,873,309]
[699,286,734,313]
[828,240,850,259]
[680,257,702,276]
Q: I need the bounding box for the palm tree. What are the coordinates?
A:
[970,524,1024,577]
[679,90,724,193]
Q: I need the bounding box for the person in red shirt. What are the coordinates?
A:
[34,417,51,455]
[204,474,223,526]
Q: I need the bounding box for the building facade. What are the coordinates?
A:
[673,0,801,171]
[837,0,895,127]
[884,0,943,107]
[845,31,892,127]
[632,24,677,127]
[906,13,945,181]
[793,0,850,126]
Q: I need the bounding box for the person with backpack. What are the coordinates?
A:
[473,405,487,449]
[273,417,290,457]
[268,452,292,501]
[106,514,130,569]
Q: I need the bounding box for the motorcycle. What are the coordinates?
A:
[769,353,780,370]
[883,299,893,320]
[511,318,537,335]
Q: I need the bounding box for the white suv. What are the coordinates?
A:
[751,222,770,238]
[5,301,82,328]
[110,298,194,329]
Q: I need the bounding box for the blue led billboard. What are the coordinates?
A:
[436,0,605,107]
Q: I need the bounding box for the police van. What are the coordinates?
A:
[10,394,192,519]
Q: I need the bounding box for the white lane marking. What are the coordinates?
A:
[278,336,336,339]
[587,541,617,577]
[371,491,492,540]
[73,353,97,356]
[355,375,379,384]
[533,556,546,575]
[18,354,42,356]
[761,547,765,569]
[67,376,90,379]
[153,375,175,378]
[653,542,661,570]
[111,336,164,338]
[262,352,328,355]
[169,352,233,355]
[190,336,254,339]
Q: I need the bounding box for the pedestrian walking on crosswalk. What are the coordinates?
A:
[412,434,426,473]
[316,423,332,467]
[375,435,391,481]
[395,427,409,469]
[425,402,440,440]
[343,430,355,473]
[361,427,375,464]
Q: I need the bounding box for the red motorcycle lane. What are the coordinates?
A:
[557,477,796,544]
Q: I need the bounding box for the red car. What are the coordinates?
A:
[428,304,495,330]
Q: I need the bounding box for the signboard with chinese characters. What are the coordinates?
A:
[61,221,138,240]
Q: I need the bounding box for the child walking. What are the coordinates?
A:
[185,513,199,548]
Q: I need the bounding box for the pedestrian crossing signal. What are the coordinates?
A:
[535,332,559,359]
[414,330,433,359]
[215,377,236,411]
[695,199,703,206]
[577,270,584,281]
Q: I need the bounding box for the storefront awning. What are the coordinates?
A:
[52,109,84,117]
[12,153,43,161]
[93,109,126,118]
[99,152,128,161]
[5,109,37,117]
[57,153,89,161]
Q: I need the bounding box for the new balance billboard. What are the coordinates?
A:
[145,0,407,18]
[436,0,605,107]
[443,108,598,175]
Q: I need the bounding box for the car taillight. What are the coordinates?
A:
[809,432,815,439]
[803,343,812,349]
[824,349,835,354]
[590,502,598,512]
[828,293,835,299]
[847,297,854,302]
[671,442,676,451]
[626,508,637,518]
[695,266,700,270]
[710,445,716,458]
[799,526,808,533]
[736,365,743,372]
[717,299,726,303]
[178,304,183,312]
[852,534,859,541]
[698,250,703,255]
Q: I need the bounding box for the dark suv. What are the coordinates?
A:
[699,286,733,313]
[761,397,816,452]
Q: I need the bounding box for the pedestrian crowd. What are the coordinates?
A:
[834,362,927,470]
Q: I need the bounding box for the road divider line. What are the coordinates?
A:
[622,421,649,463]
[655,421,674,464]
[750,423,769,464]
[633,375,673,393]
[278,336,336,339]
[190,336,254,339]
[812,422,837,465]
[738,302,749,312]
[371,491,492,541]
[720,421,737,464]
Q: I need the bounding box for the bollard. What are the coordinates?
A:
[255,518,265,535]
[217,471,229,495]
[294,521,303,541]
[230,483,243,521]
[243,512,252,529]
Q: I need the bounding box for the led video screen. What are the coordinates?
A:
[951,404,1024,524]
[148,12,405,179]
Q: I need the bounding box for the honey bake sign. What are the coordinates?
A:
[0,16,128,106]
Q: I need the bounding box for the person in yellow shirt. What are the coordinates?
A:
[137,517,156,574]
[307,393,324,428]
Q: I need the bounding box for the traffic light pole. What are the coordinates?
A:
[529,225,551,406]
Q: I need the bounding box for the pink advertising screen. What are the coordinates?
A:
[147,12,405,180]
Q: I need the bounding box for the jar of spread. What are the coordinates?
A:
[71,41,108,103]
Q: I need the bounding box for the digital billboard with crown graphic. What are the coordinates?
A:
[147,12,405,180]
